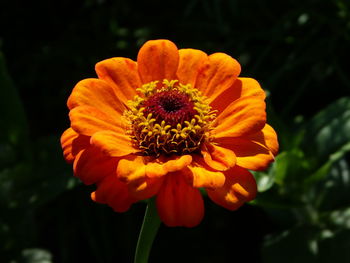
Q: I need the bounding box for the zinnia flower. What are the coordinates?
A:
[61,39,278,227]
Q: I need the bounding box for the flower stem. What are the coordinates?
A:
[134,198,161,263]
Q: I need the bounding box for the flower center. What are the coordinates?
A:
[124,79,216,156]
[143,90,197,126]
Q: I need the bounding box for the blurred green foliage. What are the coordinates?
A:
[254,97,350,262]
[1,0,350,262]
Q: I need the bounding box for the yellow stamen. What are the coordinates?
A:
[124,79,216,156]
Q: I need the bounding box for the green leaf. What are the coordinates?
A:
[304,142,350,186]
[327,207,350,229]
[315,158,350,211]
[304,161,332,186]
[329,141,350,163]
[20,248,53,263]
[253,171,275,192]
[270,150,310,186]
[304,97,350,159]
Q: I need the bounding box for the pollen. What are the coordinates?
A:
[124,79,217,156]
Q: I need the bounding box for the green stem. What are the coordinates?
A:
[134,198,161,263]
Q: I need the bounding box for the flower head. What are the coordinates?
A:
[61,39,278,227]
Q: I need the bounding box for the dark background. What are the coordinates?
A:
[1,0,350,262]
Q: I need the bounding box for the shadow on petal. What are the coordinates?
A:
[156,171,204,227]
[207,166,257,211]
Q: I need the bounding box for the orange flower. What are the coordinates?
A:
[61,39,278,227]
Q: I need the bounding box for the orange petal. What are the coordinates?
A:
[117,155,146,184]
[216,124,279,171]
[210,77,266,114]
[91,130,138,157]
[217,137,274,171]
[176,49,208,87]
[187,164,225,189]
[73,146,118,185]
[137,39,179,83]
[195,53,241,103]
[145,155,192,178]
[127,176,164,200]
[213,96,266,138]
[69,105,125,136]
[156,172,204,227]
[207,166,257,210]
[116,155,165,199]
[201,143,236,171]
[246,124,279,156]
[95,57,141,104]
[60,128,90,163]
[92,175,137,212]
[67,78,125,116]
